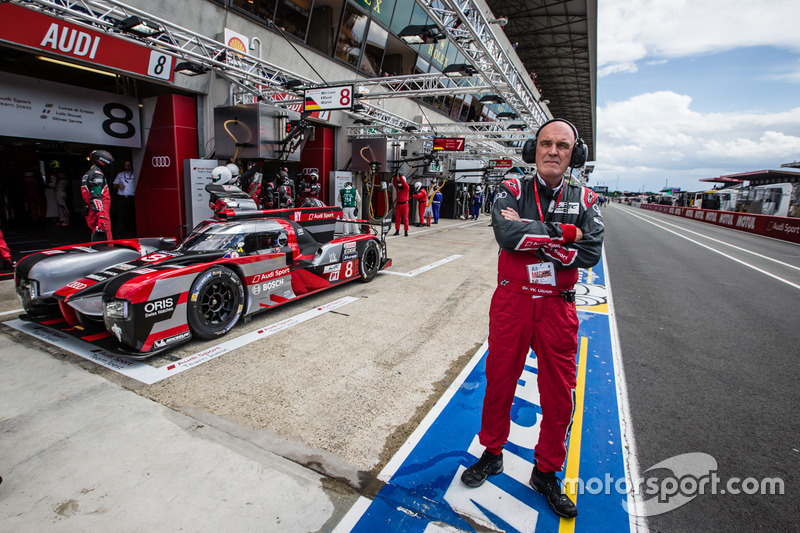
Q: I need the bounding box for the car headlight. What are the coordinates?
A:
[19,279,39,300]
[105,299,130,319]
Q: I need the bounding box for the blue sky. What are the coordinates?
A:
[592,0,800,193]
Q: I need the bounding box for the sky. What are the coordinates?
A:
[593,0,800,193]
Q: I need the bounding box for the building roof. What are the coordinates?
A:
[486,0,597,160]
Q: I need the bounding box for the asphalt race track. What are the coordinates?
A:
[603,203,798,532]
[1,204,797,532]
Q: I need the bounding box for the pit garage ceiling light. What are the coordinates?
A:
[174,61,208,76]
[117,15,163,38]
[443,63,477,77]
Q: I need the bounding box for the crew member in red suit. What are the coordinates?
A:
[392,174,410,236]
[412,182,428,227]
[460,119,603,519]
[81,149,114,241]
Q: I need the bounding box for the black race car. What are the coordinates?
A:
[15,206,391,358]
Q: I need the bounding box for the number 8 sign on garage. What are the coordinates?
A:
[304,85,355,111]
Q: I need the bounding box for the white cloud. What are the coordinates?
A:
[598,0,800,75]
[591,91,800,192]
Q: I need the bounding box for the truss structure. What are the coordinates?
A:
[9,0,544,160]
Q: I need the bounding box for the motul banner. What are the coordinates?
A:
[0,3,174,82]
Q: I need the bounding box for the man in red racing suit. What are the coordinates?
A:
[81,150,114,241]
[392,174,410,236]
[461,119,604,519]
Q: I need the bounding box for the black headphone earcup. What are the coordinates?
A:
[522,138,537,164]
[570,138,588,168]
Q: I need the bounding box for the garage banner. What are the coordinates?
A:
[0,71,141,147]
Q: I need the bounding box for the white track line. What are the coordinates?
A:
[619,208,800,291]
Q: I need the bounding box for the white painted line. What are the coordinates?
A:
[381,254,462,277]
[623,208,800,291]
[604,248,649,532]
[625,207,800,271]
[5,319,161,383]
[4,296,358,385]
[0,307,24,317]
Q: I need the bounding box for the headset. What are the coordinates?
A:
[521,118,588,168]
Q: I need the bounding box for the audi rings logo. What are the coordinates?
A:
[151,156,171,168]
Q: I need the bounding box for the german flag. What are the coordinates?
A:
[304,96,321,111]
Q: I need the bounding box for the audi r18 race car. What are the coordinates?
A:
[15,205,392,358]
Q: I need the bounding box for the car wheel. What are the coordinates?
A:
[187,267,244,339]
[359,240,381,283]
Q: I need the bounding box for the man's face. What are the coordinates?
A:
[535,121,575,183]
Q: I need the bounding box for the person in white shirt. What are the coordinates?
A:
[113,160,136,238]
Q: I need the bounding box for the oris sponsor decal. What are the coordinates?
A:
[113,262,137,271]
[134,267,157,274]
[153,331,191,349]
[86,273,108,281]
[248,267,290,285]
[143,297,176,318]
[151,156,171,168]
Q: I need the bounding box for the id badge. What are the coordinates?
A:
[527,262,556,285]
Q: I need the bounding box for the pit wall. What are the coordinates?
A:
[640,203,800,244]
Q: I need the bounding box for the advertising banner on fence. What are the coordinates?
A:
[641,204,800,243]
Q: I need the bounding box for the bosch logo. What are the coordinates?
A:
[151,156,171,168]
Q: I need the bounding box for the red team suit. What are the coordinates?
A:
[393,174,410,231]
[483,174,603,473]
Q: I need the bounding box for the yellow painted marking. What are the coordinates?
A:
[559,336,589,531]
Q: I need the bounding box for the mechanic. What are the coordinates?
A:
[392,174,410,236]
[80,149,114,241]
[431,187,443,224]
[412,182,428,227]
[260,171,278,209]
[339,180,360,235]
[460,119,604,519]
[277,168,294,208]
[470,185,484,220]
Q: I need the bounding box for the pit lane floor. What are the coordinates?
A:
[0,216,641,532]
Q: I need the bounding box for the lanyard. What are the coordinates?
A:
[533,180,564,222]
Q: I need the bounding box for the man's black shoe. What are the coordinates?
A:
[530,464,577,518]
[404,231,408,236]
[392,230,399,236]
[461,451,503,488]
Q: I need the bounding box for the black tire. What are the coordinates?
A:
[359,240,381,283]
[187,267,244,339]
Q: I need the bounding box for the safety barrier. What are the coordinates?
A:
[640,203,800,244]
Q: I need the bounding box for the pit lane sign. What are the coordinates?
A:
[489,159,513,168]
[304,85,354,111]
[433,137,465,151]
[0,3,174,82]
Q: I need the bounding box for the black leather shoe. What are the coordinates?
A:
[461,451,503,488]
[530,464,577,518]
[392,230,399,236]
[404,231,408,236]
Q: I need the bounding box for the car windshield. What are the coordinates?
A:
[179,223,246,252]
